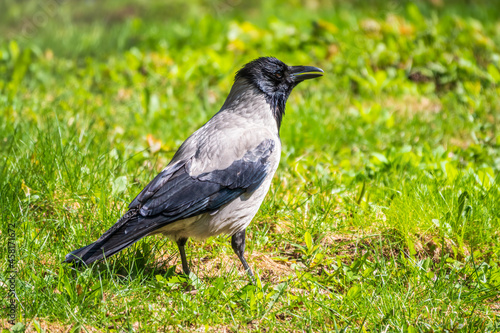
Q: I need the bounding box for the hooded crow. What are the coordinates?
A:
[65,57,323,277]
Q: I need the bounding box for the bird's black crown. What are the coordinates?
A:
[235,57,295,96]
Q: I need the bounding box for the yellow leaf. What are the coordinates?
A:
[227,39,246,52]
[147,134,162,154]
[360,19,381,33]
[77,284,83,296]
[316,19,338,34]
[239,21,261,39]
[21,180,31,197]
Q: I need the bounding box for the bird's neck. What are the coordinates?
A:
[222,78,285,133]
[265,92,286,131]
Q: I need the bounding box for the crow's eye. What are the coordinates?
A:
[275,71,283,79]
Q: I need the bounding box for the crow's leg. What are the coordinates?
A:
[231,229,254,279]
[176,238,190,275]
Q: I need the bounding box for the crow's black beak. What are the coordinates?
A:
[290,66,324,82]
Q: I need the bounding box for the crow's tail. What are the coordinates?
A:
[64,208,153,266]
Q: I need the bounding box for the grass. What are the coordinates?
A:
[1,0,500,331]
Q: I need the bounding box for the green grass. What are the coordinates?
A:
[1,0,500,331]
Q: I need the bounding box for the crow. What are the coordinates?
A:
[65,57,323,277]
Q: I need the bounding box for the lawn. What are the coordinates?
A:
[1,0,499,331]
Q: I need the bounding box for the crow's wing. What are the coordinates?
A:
[131,138,275,220]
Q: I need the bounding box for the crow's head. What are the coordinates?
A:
[235,57,323,127]
[236,57,323,97]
